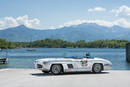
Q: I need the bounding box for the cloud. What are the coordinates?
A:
[56,18,130,28]
[88,7,106,12]
[111,5,130,17]
[0,15,40,30]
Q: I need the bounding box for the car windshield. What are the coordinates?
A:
[65,56,94,59]
[64,52,94,59]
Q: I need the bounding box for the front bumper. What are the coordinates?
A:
[103,63,112,70]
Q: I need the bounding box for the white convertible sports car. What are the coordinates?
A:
[34,53,112,75]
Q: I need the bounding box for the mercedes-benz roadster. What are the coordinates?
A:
[34,54,112,75]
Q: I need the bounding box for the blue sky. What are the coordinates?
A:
[0,0,130,29]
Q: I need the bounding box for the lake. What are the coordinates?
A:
[0,48,130,70]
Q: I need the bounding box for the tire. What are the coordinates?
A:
[92,64,102,73]
[51,65,62,75]
[42,70,49,73]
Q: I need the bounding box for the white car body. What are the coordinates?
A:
[34,57,112,74]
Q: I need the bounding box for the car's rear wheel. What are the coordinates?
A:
[92,63,102,73]
[51,65,62,75]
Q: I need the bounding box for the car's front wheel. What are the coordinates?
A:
[92,63,102,73]
[51,65,62,75]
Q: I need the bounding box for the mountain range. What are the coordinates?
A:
[0,23,130,42]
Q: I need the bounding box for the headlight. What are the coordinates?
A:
[104,64,110,66]
[104,63,112,66]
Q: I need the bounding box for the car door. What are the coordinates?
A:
[69,58,92,72]
[78,58,92,71]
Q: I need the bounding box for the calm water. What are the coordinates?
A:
[0,48,130,70]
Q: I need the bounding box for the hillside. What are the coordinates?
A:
[0,23,130,42]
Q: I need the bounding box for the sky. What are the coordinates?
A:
[0,0,130,30]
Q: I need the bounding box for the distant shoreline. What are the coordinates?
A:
[1,47,126,50]
[0,38,128,49]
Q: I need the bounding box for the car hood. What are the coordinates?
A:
[93,57,112,64]
[36,58,78,62]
